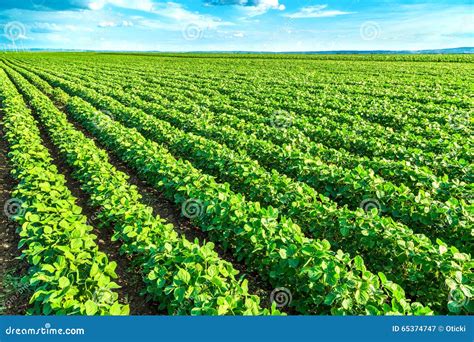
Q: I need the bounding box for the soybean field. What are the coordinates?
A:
[0,53,472,316]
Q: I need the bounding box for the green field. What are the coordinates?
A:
[0,53,472,316]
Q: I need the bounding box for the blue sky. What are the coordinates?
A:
[0,0,472,51]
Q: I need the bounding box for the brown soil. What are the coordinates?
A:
[0,113,31,315]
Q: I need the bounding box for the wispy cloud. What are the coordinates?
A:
[150,2,232,29]
[87,0,155,12]
[285,5,353,19]
[98,20,133,28]
[205,0,285,16]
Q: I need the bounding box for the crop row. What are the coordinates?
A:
[3,63,439,316]
[17,58,471,178]
[7,60,472,312]
[10,60,471,251]
[24,55,470,135]
[3,63,276,316]
[38,57,471,144]
[37,60,471,196]
[0,67,128,316]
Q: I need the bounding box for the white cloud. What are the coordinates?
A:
[31,22,93,33]
[87,0,155,11]
[98,21,115,27]
[87,2,230,33]
[252,0,285,11]
[150,2,232,30]
[240,0,285,17]
[98,20,133,28]
[285,5,353,19]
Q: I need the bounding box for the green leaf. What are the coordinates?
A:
[354,256,364,271]
[340,226,350,237]
[109,302,123,315]
[32,255,41,265]
[176,269,191,284]
[324,293,337,305]
[438,245,448,255]
[90,263,99,277]
[378,272,388,284]
[58,276,70,289]
[447,301,462,313]
[41,264,55,273]
[85,300,98,315]
[288,259,300,268]
[70,239,83,250]
[173,287,186,302]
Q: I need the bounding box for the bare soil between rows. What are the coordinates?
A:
[0,113,30,315]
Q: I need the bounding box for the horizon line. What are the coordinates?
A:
[1,46,473,54]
